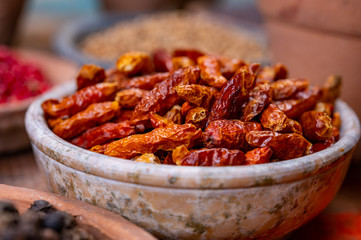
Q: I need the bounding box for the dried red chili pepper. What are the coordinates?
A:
[314,102,334,117]
[242,82,272,121]
[172,49,204,63]
[299,111,333,142]
[114,109,134,122]
[309,126,340,154]
[134,153,161,164]
[42,82,118,118]
[219,57,245,79]
[208,67,257,123]
[273,63,288,81]
[203,120,262,150]
[185,107,208,129]
[152,49,173,72]
[163,105,182,125]
[321,75,342,104]
[271,78,309,100]
[104,123,202,159]
[70,120,136,149]
[256,63,288,83]
[105,68,129,89]
[245,147,273,165]
[47,118,64,129]
[149,112,174,128]
[197,55,227,88]
[125,72,170,90]
[116,51,154,76]
[163,152,175,165]
[246,63,261,76]
[174,147,246,166]
[171,145,190,165]
[115,88,148,109]
[131,66,200,124]
[262,104,294,131]
[283,119,303,135]
[260,105,302,135]
[76,64,105,90]
[332,112,341,130]
[245,131,311,160]
[181,102,197,117]
[271,87,321,119]
[172,56,195,70]
[53,101,120,139]
[90,143,109,154]
[175,84,218,110]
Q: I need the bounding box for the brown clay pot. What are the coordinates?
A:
[257,0,361,160]
[0,184,156,240]
[0,49,77,153]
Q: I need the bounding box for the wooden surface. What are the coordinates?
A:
[0,149,48,191]
[0,184,157,240]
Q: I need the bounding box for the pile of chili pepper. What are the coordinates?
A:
[0,46,51,104]
[42,49,341,166]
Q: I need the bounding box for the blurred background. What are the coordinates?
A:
[6,0,361,125]
[1,0,361,239]
[6,0,261,49]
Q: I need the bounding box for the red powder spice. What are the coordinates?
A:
[0,46,51,104]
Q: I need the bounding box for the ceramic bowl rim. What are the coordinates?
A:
[25,82,361,189]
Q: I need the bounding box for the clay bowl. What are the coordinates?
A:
[25,82,360,240]
[53,12,270,69]
[0,184,156,240]
[0,49,77,153]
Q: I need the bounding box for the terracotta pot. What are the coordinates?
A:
[0,49,77,153]
[0,184,156,240]
[257,0,361,160]
[25,82,360,239]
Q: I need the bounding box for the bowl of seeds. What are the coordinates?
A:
[54,11,269,68]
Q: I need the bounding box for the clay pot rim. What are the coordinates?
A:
[25,82,361,189]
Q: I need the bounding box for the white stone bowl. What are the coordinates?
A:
[25,82,360,240]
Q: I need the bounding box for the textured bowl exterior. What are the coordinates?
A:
[26,82,360,240]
